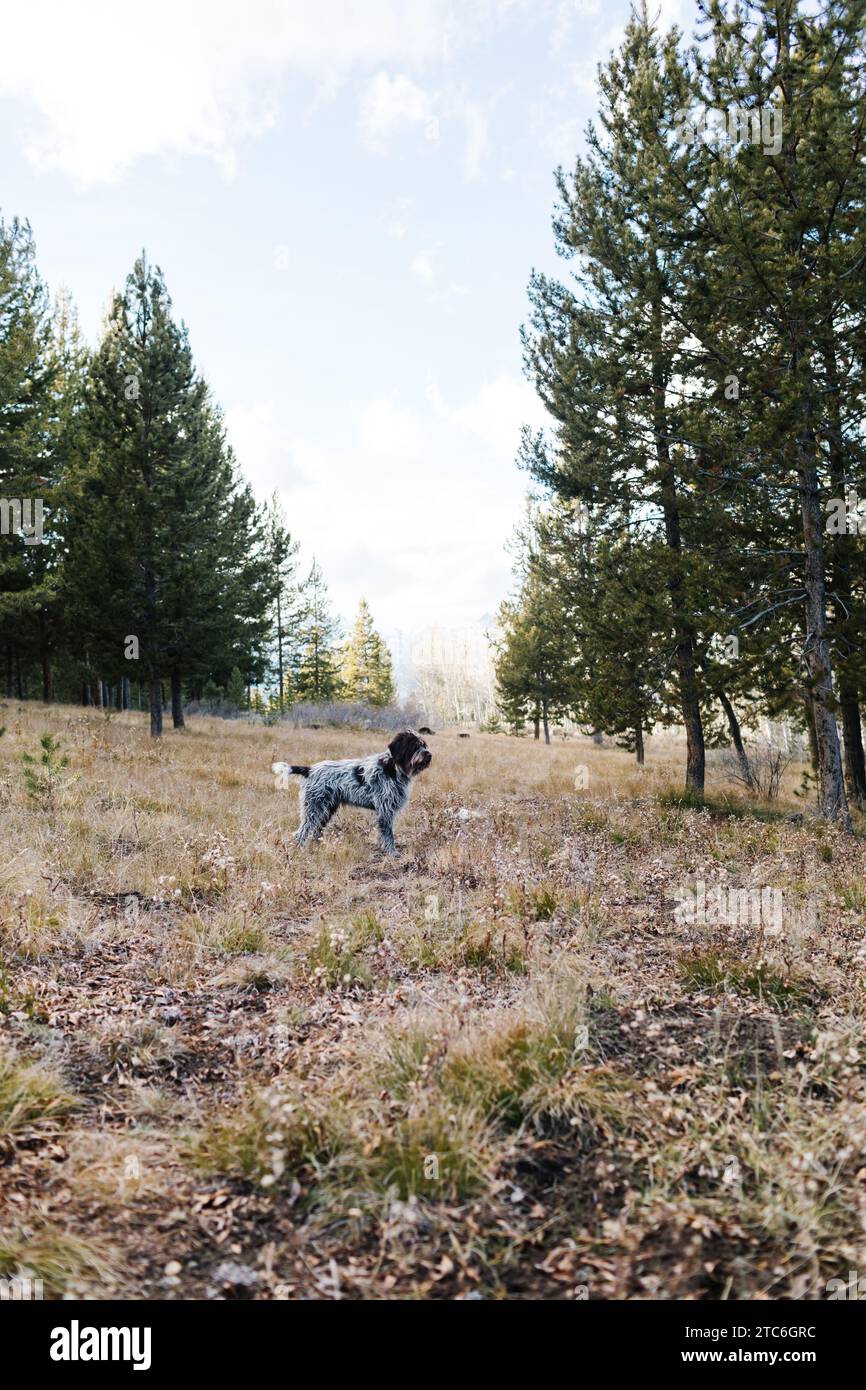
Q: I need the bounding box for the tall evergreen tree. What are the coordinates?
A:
[340,598,395,706]
[293,559,342,703]
[523,12,721,792]
[545,507,672,760]
[45,289,90,703]
[264,496,301,712]
[494,573,577,743]
[656,0,866,824]
[64,254,278,735]
[0,215,56,699]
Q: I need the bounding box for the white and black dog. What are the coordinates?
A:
[273,730,432,855]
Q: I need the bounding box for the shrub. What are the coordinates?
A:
[21,734,74,809]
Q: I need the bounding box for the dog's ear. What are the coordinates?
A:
[388,729,420,776]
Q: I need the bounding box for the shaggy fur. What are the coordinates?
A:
[273,730,432,855]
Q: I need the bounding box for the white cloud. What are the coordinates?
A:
[382,197,414,240]
[359,72,439,151]
[357,397,425,461]
[226,380,544,631]
[223,401,305,497]
[0,0,604,188]
[458,98,490,181]
[426,372,545,457]
[410,250,436,284]
[428,281,469,309]
[408,249,468,306]
[0,0,503,184]
[361,79,499,180]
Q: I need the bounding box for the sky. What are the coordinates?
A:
[0,0,691,640]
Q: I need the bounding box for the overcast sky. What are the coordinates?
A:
[0,0,689,635]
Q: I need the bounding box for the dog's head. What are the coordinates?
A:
[387,729,432,778]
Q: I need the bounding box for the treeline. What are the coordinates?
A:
[497,0,866,828]
[0,227,394,732]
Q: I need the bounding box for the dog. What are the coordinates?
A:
[272,729,432,855]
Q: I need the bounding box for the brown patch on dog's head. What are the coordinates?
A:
[387,729,432,778]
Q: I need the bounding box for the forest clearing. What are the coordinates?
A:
[2,704,865,1301]
[3,0,866,1343]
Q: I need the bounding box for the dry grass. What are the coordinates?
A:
[0,1222,114,1295]
[0,1048,76,1142]
[1,701,866,1299]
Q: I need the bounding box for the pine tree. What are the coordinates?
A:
[544,506,671,761]
[264,496,300,712]
[62,255,194,732]
[225,666,248,711]
[293,559,343,703]
[340,598,395,706]
[659,0,866,825]
[45,289,90,703]
[523,12,721,791]
[161,408,279,725]
[63,254,278,735]
[495,585,576,743]
[493,506,578,741]
[0,215,56,700]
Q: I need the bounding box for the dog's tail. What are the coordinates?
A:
[272,762,311,778]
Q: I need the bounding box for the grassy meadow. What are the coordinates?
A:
[2,703,866,1299]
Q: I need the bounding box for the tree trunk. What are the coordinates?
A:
[15,656,24,700]
[533,707,540,740]
[277,590,284,713]
[144,557,159,733]
[840,694,866,807]
[668,587,704,791]
[150,680,163,738]
[719,690,754,791]
[115,681,123,710]
[122,677,131,711]
[42,653,53,703]
[635,725,645,766]
[93,679,102,708]
[171,668,185,729]
[798,430,850,827]
[542,702,550,744]
[651,299,704,794]
[824,334,866,807]
[804,694,819,777]
[781,27,850,829]
[82,683,92,707]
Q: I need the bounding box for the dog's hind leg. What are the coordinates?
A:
[293,817,317,846]
[376,814,397,856]
[295,790,339,846]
